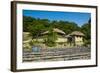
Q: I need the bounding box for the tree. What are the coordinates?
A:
[53,20,80,34]
[81,19,91,46]
[44,28,58,47]
[29,23,46,39]
[23,16,35,32]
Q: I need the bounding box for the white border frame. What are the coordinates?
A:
[15,2,97,70]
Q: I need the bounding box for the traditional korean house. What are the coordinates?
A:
[69,31,84,46]
[41,28,67,43]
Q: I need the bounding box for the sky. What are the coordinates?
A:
[23,10,91,27]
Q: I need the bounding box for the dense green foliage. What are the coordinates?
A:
[23,16,91,46]
[23,16,81,34]
[81,19,91,45]
[43,28,58,47]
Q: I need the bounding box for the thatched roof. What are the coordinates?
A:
[70,31,84,36]
[65,34,71,38]
[41,28,66,35]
